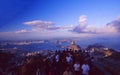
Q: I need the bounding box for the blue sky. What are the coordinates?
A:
[0,0,120,40]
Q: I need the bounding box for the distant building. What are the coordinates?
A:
[67,41,81,51]
[104,48,109,50]
[91,48,95,52]
[104,49,115,57]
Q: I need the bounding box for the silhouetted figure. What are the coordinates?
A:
[45,58,55,75]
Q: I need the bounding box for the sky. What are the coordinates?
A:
[0,0,120,40]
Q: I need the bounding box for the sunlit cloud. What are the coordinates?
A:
[78,15,87,23]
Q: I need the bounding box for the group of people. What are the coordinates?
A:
[3,49,100,75]
[34,49,91,75]
[49,50,91,75]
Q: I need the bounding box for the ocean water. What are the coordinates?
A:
[1,38,120,52]
[2,42,119,52]
[76,38,120,51]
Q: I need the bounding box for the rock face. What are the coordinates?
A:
[87,44,120,75]
[67,41,81,51]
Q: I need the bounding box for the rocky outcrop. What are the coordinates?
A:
[87,44,120,75]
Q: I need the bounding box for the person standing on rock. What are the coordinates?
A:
[81,62,90,75]
[73,61,81,75]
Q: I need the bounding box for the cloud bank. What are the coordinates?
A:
[72,15,120,34]
[0,15,120,40]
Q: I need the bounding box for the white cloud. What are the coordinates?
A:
[78,15,87,23]
[106,16,120,32]
[23,20,55,29]
[72,15,89,33]
[23,20,54,26]
[23,20,64,31]
[15,29,30,34]
[72,15,120,34]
